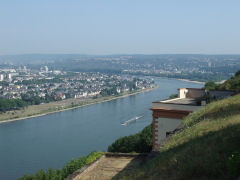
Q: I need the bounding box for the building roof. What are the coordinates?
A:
[151,97,201,112]
[159,98,197,105]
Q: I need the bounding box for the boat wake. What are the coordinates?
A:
[121,115,144,126]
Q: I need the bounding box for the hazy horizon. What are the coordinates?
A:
[1,53,240,56]
[1,0,240,55]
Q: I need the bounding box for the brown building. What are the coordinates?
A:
[150,88,235,151]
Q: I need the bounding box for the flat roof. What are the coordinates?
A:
[154,98,198,106]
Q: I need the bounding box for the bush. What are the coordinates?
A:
[169,93,178,99]
[62,157,86,177]
[18,151,103,180]
[204,81,217,90]
[108,124,152,153]
[86,151,103,164]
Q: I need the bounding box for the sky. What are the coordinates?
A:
[0,0,240,55]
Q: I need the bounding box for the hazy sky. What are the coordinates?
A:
[0,0,240,55]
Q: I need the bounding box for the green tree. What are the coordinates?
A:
[169,93,178,99]
[204,81,217,90]
[108,124,152,153]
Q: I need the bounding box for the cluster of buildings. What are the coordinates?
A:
[0,69,14,82]
[0,73,12,82]
[0,66,154,101]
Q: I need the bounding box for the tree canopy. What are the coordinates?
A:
[108,124,152,153]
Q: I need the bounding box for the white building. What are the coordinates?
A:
[74,92,88,98]
[44,66,48,72]
[7,74,12,81]
[0,74,4,81]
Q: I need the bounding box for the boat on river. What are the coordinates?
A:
[121,115,144,126]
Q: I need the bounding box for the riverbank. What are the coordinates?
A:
[145,75,205,85]
[0,86,157,124]
[176,78,205,84]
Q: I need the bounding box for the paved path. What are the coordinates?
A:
[73,155,145,180]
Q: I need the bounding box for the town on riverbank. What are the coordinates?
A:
[0,66,156,122]
[0,85,157,123]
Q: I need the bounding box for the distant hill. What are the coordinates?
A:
[1,54,240,82]
[0,54,91,64]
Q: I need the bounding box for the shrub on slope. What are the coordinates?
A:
[19,151,103,180]
[108,124,152,153]
[205,69,240,92]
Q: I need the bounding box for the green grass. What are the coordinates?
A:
[85,151,103,164]
[116,94,240,180]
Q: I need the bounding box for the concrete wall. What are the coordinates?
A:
[154,117,181,148]
[181,88,234,99]
[209,90,234,99]
[185,88,205,99]
[179,88,188,98]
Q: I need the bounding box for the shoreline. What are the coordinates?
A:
[146,75,205,84]
[175,78,205,84]
[0,86,157,124]
[0,76,203,125]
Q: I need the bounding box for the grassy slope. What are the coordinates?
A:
[116,94,240,180]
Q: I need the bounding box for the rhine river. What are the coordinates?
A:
[0,78,202,180]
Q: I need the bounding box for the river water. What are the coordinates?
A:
[0,78,202,180]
